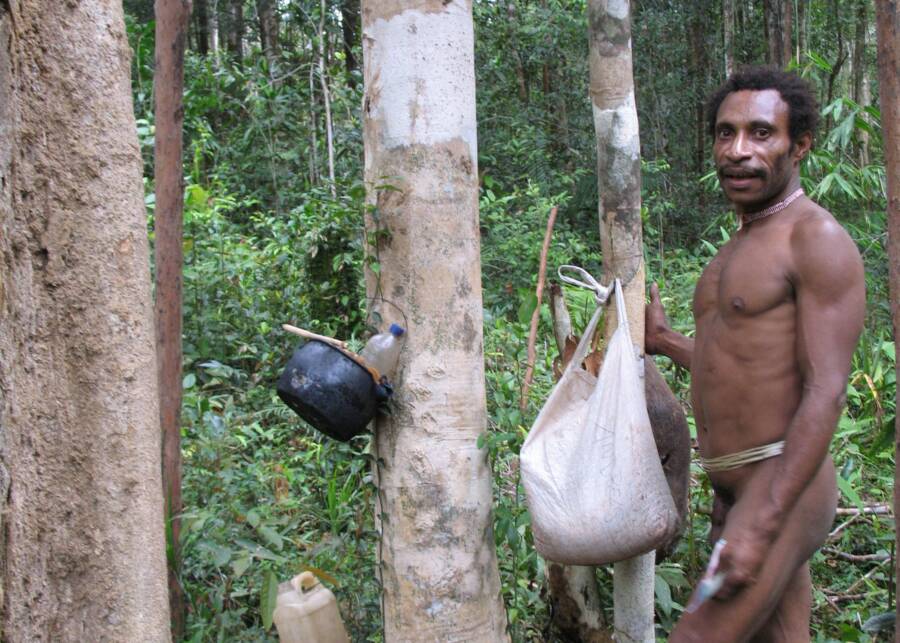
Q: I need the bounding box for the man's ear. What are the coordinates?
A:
[793,131,813,163]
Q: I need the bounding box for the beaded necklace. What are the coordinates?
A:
[737,188,804,230]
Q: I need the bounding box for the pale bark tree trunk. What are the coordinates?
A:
[155,0,191,638]
[723,0,735,77]
[361,0,509,639]
[209,0,220,54]
[0,1,170,640]
[588,0,654,640]
[797,0,807,60]
[318,0,336,196]
[873,0,898,635]
[851,0,868,106]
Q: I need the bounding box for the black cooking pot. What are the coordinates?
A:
[276,340,391,441]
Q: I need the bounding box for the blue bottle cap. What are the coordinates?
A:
[389,323,405,337]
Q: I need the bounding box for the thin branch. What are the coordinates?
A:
[835,504,892,516]
[821,546,890,563]
[520,206,558,411]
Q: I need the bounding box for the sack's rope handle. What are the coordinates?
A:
[558,265,612,304]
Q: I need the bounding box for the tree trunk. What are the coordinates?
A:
[764,0,790,67]
[319,0,336,196]
[0,1,170,639]
[209,0,220,53]
[723,0,735,76]
[873,0,898,635]
[852,0,868,106]
[588,0,653,640]
[340,0,360,87]
[361,0,509,639]
[507,0,529,103]
[256,0,279,70]
[223,0,243,62]
[154,0,191,638]
[797,0,807,60]
[195,0,209,54]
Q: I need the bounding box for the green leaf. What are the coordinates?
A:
[258,525,284,551]
[231,554,251,578]
[654,574,673,617]
[836,474,864,511]
[245,509,261,528]
[260,570,279,630]
[182,373,196,389]
[517,291,538,325]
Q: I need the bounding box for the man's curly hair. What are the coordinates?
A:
[706,66,819,143]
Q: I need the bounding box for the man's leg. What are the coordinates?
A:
[749,563,812,643]
[670,459,836,643]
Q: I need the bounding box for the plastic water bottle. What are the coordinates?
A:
[359,323,405,379]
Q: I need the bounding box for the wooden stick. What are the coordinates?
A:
[821,547,891,563]
[520,206,558,411]
[282,324,347,349]
[835,504,892,516]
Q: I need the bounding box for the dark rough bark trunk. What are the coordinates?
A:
[223,0,243,62]
[507,0,528,103]
[340,0,359,86]
[0,1,170,638]
[195,0,209,54]
[764,0,790,67]
[873,0,898,633]
[798,0,807,59]
[154,0,191,638]
[256,0,279,68]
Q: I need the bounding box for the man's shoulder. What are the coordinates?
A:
[787,199,863,286]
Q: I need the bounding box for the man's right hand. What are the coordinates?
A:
[645,282,671,356]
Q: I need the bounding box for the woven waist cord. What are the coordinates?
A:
[699,441,786,473]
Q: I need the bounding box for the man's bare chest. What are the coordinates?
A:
[694,233,795,324]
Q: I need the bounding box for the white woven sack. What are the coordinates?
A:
[520,278,678,565]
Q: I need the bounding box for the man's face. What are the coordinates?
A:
[713,89,810,210]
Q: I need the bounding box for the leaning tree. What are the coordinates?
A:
[361,0,510,639]
[0,0,170,639]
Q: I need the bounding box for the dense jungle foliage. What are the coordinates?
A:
[125,0,893,640]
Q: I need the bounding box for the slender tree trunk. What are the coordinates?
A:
[196,0,210,54]
[783,0,793,65]
[155,0,191,638]
[319,0,336,196]
[797,0,807,60]
[507,0,529,103]
[309,63,320,185]
[873,0,899,635]
[256,0,279,71]
[340,0,360,86]
[209,0,220,53]
[764,0,789,67]
[588,1,653,640]
[224,0,243,62]
[362,0,509,639]
[852,0,868,105]
[0,1,170,639]
[723,0,735,76]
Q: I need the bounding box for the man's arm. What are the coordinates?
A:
[645,282,694,369]
[720,215,866,593]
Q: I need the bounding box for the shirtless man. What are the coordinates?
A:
[645,67,866,642]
